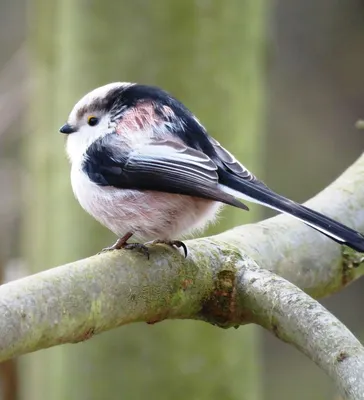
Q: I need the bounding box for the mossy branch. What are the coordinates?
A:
[2,154,364,398]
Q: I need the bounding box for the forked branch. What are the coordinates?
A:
[1,154,364,398]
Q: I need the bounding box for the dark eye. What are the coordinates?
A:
[87,116,99,126]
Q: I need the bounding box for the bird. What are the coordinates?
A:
[59,82,364,257]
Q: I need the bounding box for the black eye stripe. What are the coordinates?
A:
[110,105,128,122]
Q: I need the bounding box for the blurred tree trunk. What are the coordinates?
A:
[21,1,266,399]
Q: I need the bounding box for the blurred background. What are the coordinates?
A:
[0,0,363,399]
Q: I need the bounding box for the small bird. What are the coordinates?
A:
[60,82,364,256]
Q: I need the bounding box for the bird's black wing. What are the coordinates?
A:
[83,134,248,210]
[207,136,270,187]
[197,134,364,252]
[210,139,364,252]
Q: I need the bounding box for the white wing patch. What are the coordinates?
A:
[129,139,218,183]
[209,137,258,182]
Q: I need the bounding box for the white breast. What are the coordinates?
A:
[67,120,223,241]
[70,163,223,241]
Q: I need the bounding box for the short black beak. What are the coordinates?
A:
[59,123,77,134]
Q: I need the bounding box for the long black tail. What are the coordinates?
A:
[219,170,364,252]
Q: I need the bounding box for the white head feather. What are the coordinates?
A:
[64,82,133,164]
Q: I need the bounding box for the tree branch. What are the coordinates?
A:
[2,154,364,398]
[220,152,364,297]
[240,266,364,400]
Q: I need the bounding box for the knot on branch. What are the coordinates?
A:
[200,269,237,328]
[197,248,249,329]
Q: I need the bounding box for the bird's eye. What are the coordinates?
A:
[87,116,99,126]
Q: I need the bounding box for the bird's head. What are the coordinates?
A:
[60,81,195,164]
[60,82,133,162]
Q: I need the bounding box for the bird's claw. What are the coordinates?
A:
[98,236,187,259]
[98,243,150,258]
[97,238,149,260]
[98,233,135,255]
[98,245,119,255]
[149,239,188,258]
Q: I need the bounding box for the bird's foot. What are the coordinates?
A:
[148,239,188,258]
[98,233,134,254]
[99,240,150,259]
[123,243,150,259]
[98,233,187,259]
[99,242,122,253]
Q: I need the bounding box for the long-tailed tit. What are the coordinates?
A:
[59,82,364,256]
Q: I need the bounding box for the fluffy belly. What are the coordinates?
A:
[72,168,223,241]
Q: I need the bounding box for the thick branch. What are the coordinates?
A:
[240,265,364,400]
[218,153,364,297]
[1,154,364,397]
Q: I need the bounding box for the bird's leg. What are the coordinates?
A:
[99,232,150,258]
[100,232,134,252]
[100,234,187,259]
[149,239,188,258]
